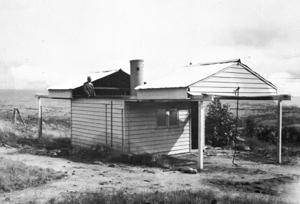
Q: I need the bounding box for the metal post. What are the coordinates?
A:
[38,97,42,138]
[198,101,205,170]
[278,100,282,164]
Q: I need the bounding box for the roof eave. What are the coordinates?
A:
[136,86,188,90]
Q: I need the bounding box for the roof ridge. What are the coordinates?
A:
[186,59,241,67]
[89,69,119,74]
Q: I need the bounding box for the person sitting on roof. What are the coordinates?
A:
[83,76,96,97]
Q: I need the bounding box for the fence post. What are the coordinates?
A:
[12,108,17,124]
[16,109,25,125]
[277,100,282,164]
[38,97,43,138]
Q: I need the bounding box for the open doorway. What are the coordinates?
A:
[191,102,198,149]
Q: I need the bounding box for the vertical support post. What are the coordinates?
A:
[105,104,108,145]
[127,105,131,153]
[70,100,73,142]
[121,109,124,152]
[202,104,205,151]
[38,97,42,138]
[110,101,113,148]
[278,100,282,164]
[188,106,191,152]
[198,101,205,170]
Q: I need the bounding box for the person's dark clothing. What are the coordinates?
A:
[83,82,96,97]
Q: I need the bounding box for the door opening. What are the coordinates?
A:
[191,102,198,149]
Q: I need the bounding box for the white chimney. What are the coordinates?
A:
[130,59,144,96]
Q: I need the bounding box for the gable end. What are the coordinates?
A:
[188,63,277,96]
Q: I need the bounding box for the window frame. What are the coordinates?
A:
[169,108,179,127]
[156,108,179,128]
[156,108,168,127]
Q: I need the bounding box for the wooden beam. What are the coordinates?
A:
[189,94,291,101]
[216,94,291,101]
[126,99,191,103]
[38,97,42,138]
[188,93,214,101]
[94,87,130,90]
[278,100,282,164]
[198,101,205,170]
[35,94,71,100]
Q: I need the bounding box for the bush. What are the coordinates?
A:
[282,126,300,144]
[205,100,236,147]
[244,117,256,138]
[256,126,277,144]
[243,116,300,145]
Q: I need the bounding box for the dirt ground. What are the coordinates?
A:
[0,146,299,204]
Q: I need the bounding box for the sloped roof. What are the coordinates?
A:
[136,59,277,90]
[48,69,127,90]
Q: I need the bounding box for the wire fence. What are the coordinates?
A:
[0,106,71,127]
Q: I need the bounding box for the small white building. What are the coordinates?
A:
[44,59,290,168]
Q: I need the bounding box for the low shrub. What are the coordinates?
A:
[243,116,300,145]
[282,126,300,143]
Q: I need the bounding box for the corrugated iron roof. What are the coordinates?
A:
[48,69,123,90]
[136,60,277,90]
[136,62,238,90]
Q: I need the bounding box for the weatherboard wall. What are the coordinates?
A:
[48,89,72,98]
[136,88,187,99]
[71,98,126,150]
[125,102,191,155]
[189,64,277,96]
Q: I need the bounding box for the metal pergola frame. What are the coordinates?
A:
[188,93,291,170]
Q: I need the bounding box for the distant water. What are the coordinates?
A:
[0,89,70,117]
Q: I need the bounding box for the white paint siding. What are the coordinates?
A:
[125,102,190,155]
[189,65,277,96]
[48,90,72,98]
[137,88,187,99]
[71,98,126,150]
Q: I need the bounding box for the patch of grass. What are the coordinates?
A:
[0,157,65,193]
[207,175,298,195]
[17,136,71,150]
[0,128,71,150]
[1,127,180,169]
[46,190,289,204]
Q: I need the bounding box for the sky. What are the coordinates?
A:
[0,0,300,96]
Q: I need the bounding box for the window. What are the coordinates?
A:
[156,108,179,127]
[169,109,179,126]
[157,109,167,126]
